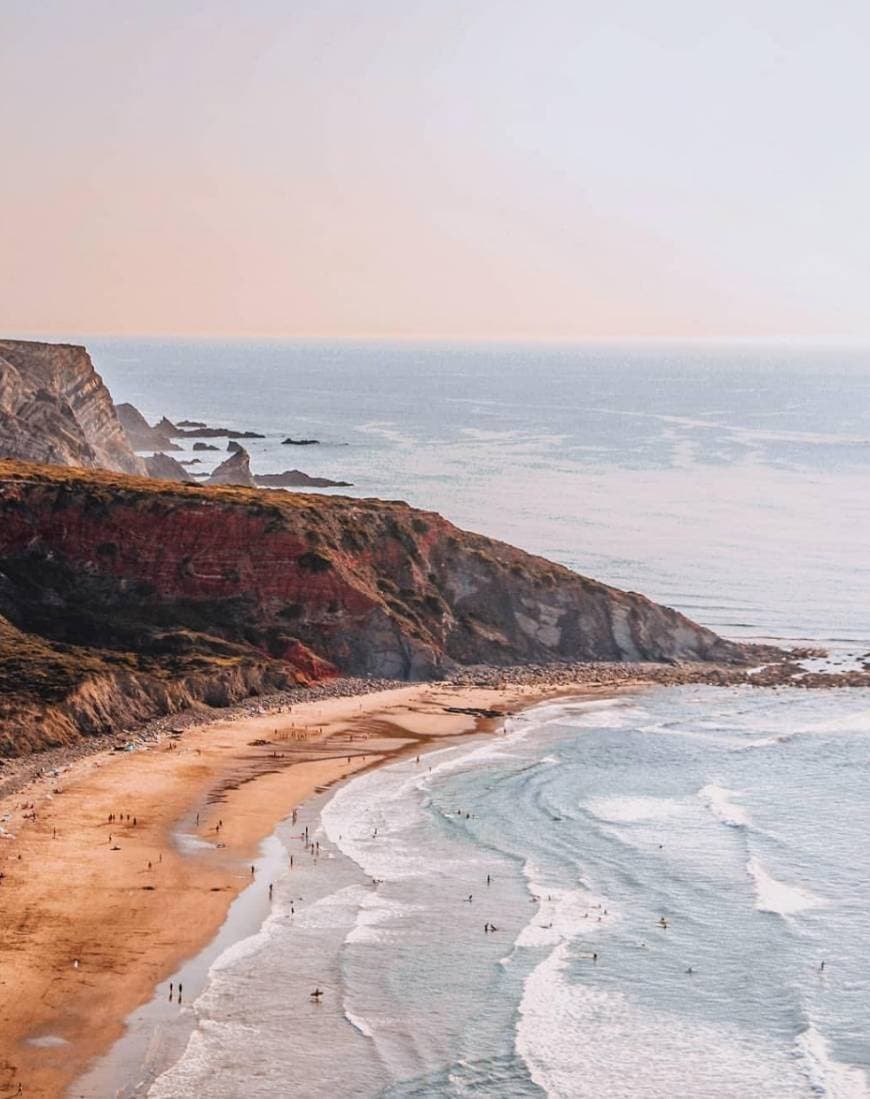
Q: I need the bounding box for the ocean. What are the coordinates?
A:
[86,340,870,1096]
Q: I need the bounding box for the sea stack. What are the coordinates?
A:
[206,447,256,486]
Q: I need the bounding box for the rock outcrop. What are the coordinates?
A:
[0,340,145,475]
[116,403,181,452]
[207,448,256,487]
[254,470,352,488]
[0,460,751,753]
[145,453,196,482]
[173,426,265,439]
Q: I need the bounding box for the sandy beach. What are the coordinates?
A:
[0,678,585,1099]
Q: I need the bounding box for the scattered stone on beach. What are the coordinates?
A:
[2,651,860,805]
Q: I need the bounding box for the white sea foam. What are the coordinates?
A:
[516,942,814,1098]
[746,857,825,916]
[345,890,421,944]
[698,783,750,827]
[515,879,614,950]
[733,732,796,751]
[796,1022,870,1099]
[319,699,575,881]
[344,1007,376,1039]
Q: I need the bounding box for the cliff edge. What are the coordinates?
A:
[0,340,145,475]
[0,461,748,753]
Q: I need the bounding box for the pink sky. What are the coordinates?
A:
[2,1,869,340]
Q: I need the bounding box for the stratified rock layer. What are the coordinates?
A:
[0,461,749,752]
[0,341,145,475]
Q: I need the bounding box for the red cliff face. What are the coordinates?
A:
[0,461,747,752]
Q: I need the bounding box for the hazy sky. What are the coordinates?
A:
[2,1,869,339]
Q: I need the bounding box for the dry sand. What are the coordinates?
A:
[0,680,582,1099]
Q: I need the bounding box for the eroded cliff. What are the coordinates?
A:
[0,461,748,753]
[0,341,145,475]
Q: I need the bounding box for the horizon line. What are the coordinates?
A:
[7,330,870,348]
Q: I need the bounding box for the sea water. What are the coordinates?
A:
[143,690,870,1098]
[83,340,870,1096]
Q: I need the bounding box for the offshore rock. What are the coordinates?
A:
[145,453,196,482]
[254,470,352,488]
[206,448,255,487]
[116,403,181,452]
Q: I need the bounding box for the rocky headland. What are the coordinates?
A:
[0,459,763,755]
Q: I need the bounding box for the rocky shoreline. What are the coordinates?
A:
[3,655,867,803]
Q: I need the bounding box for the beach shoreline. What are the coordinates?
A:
[4,654,862,1098]
[0,676,618,1099]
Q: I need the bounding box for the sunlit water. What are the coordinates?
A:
[83,341,870,1096]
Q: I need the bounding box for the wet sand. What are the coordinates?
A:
[0,680,576,1099]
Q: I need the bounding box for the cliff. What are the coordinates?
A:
[0,461,747,754]
[0,341,146,475]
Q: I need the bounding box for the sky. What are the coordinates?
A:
[1,0,869,340]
